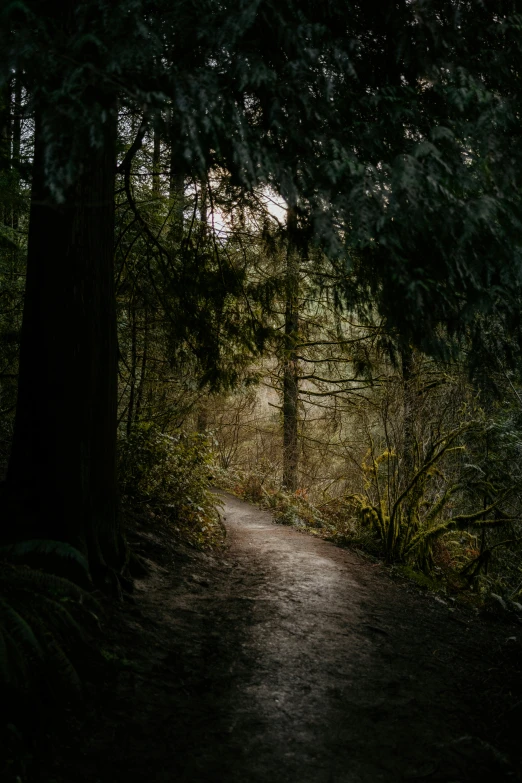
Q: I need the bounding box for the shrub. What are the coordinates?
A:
[118,423,223,548]
[214,464,333,535]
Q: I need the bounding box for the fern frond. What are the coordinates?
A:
[0,557,98,700]
[0,627,9,685]
[35,595,87,641]
[0,566,97,609]
[0,597,44,661]
[44,634,82,695]
[22,610,83,695]
[0,540,89,577]
[2,626,32,691]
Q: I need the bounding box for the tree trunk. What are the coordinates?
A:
[0,80,11,225]
[197,397,209,434]
[282,207,299,492]
[4,106,123,581]
[168,126,184,241]
[11,77,21,232]
[152,125,161,197]
[127,301,138,436]
[134,310,148,423]
[400,344,417,484]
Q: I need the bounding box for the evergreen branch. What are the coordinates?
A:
[116,117,149,174]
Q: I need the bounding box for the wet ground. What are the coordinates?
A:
[53,493,522,782]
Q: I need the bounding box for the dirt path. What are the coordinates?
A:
[58,493,522,783]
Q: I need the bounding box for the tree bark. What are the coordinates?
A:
[0,80,12,225]
[11,77,21,232]
[400,343,416,484]
[134,310,148,423]
[282,207,299,493]
[152,125,161,197]
[197,397,209,433]
[4,105,123,581]
[168,124,184,241]
[127,301,138,436]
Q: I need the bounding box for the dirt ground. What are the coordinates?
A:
[51,492,522,783]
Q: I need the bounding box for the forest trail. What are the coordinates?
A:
[59,493,522,783]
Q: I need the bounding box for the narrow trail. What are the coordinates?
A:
[62,493,522,783]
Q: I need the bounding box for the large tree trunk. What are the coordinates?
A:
[282,207,299,493]
[4,106,123,581]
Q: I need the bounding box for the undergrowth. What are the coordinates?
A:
[0,540,99,782]
[118,423,224,550]
[213,464,522,615]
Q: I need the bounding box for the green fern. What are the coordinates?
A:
[0,539,90,575]
[0,597,43,660]
[0,539,91,591]
[0,541,99,707]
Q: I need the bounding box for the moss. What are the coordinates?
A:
[396,565,446,593]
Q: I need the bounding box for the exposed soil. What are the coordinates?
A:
[50,492,522,783]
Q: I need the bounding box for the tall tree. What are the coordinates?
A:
[6,102,121,579]
[0,2,124,580]
[282,207,300,491]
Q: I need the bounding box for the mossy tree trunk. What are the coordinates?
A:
[400,344,416,481]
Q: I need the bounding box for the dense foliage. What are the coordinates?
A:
[2,0,522,774]
[0,541,98,780]
[118,423,223,549]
